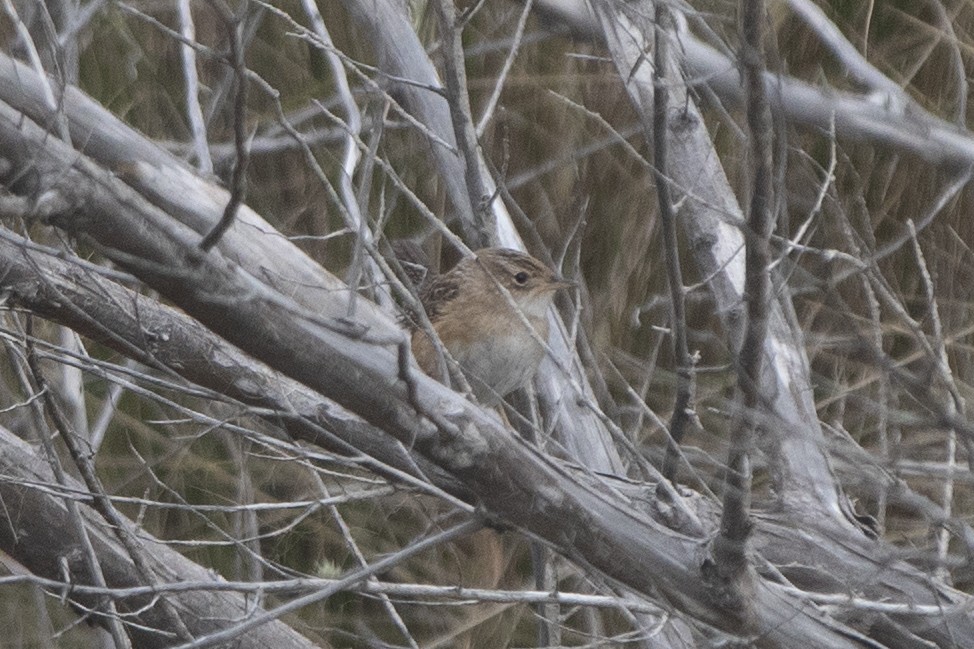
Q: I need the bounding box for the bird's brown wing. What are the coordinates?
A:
[419,271,461,322]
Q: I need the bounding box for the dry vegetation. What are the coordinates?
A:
[1,0,974,647]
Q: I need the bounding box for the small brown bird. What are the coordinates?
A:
[411,248,572,405]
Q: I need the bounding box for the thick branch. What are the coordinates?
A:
[0,232,468,500]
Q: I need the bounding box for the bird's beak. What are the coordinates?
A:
[550,273,577,290]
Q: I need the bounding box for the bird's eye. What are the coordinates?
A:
[513,271,529,285]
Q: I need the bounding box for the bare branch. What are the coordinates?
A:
[200,4,250,252]
[177,0,213,173]
[652,1,695,484]
[431,0,494,247]
[712,0,774,596]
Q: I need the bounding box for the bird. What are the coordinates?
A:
[410,247,572,405]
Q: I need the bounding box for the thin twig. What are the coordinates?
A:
[89,358,137,451]
[714,0,773,584]
[200,3,250,251]
[178,0,213,173]
[0,571,668,614]
[26,331,194,643]
[918,0,967,124]
[300,0,392,310]
[18,326,133,649]
[474,0,534,138]
[653,2,695,484]
[908,219,963,585]
[1,0,59,115]
[170,517,484,649]
[431,0,494,247]
[315,476,420,649]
